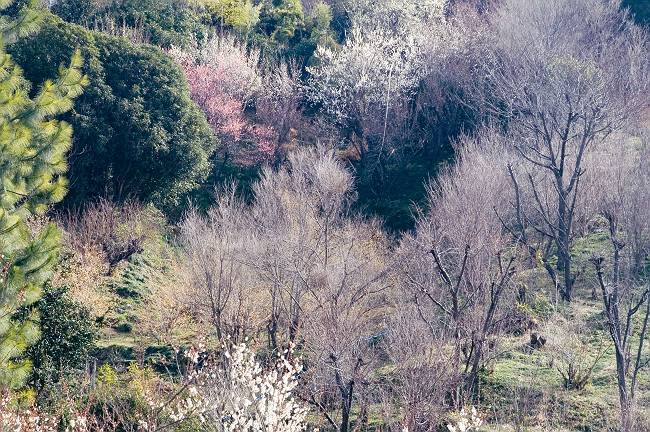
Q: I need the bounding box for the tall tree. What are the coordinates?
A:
[9,16,216,215]
[0,0,87,388]
[477,0,649,301]
[401,133,516,405]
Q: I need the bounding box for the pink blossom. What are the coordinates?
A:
[170,43,279,165]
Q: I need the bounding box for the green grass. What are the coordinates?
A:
[479,293,650,431]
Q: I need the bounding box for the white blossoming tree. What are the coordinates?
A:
[306,0,451,177]
[307,25,424,131]
[308,1,449,126]
[203,343,309,432]
[142,342,310,432]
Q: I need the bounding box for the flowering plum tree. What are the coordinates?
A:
[170,36,282,165]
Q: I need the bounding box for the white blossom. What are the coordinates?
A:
[447,406,483,432]
[140,342,311,432]
[306,0,455,135]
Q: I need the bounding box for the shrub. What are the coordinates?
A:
[545,317,606,391]
[137,343,309,431]
[201,0,261,34]
[51,0,96,23]
[9,15,217,215]
[53,0,208,47]
[25,285,97,396]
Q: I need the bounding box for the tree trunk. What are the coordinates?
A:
[267,313,278,352]
[331,353,355,432]
[339,381,354,432]
[467,338,483,400]
[617,363,632,432]
[557,190,573,301]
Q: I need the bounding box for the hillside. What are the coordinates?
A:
[0,0,649,431]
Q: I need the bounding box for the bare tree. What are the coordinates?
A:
[181,148,391,431]
[256,62,304,165]
[300,220,391,432]
[247,147,356,353]
[475,0,650,301]
[247,148,391,431]
[400,136,517,404]
[589,133,650,431]
[380,304,457,431]
[180,189,261,342]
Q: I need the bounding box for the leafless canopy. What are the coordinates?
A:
[472,0,650,301]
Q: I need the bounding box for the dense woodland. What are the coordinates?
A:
[1,0,650,430]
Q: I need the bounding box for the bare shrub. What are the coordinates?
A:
[255,62,303,162]
[298,219,391,432]
[62,199,164,274]
[132,254,205,344]
[91,15,150,45]
[544,316,606,391]
[246,146,357,352]
[379,304,457,431]
[53,247,110,319]
[249,148,390,432]
[179,189,264,342]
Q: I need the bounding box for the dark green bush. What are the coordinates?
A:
[9,15,217,215]
[51,0,96,23]
[26,285,97,394]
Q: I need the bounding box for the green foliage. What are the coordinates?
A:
[293,1,337,63]
[254,0,305,60]
[110,252,155,300]
[174,418,204,432]
[0,0,43,44]
[527,293,555,321]
[51,0,95,24]
[0,0,86,389]
[485,338,615,430]
[202,0,261,33]
[89,363,155,431]
[307,2,334,45]
[247,0,338,64]
[52,0,208,48]
[97,363,117,385]
[9,15,217,215]
[262,0,304,43]
[95,0,206,47]
[26,284,97,393]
